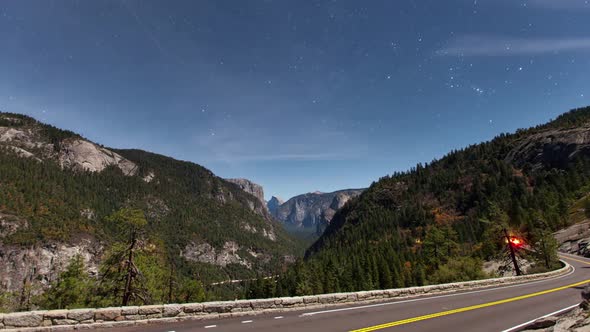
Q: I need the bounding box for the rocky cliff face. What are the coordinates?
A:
[58,139,138,176]
[272,189,364,230]
[0,120,138,177]
[0,212,102,292]
[179,241,272,269]
[506,126,590,170]
[226,178,265,205]
[225,178,271,218]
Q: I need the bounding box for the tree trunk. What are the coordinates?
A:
[504,228,521,276]
[122,231,137,306]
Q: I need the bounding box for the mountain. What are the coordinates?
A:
[0,112,299,300]
[267,196,284,216]
[225,178,270,216]
[271,189,365,233]
[259,106,590,298]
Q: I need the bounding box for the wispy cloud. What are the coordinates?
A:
[207,152,355,162]
[438,35,590,56]
[191,124,367,164]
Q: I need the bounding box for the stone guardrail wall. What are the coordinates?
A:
[0,261,573,331]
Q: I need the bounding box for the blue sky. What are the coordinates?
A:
[1,0,589,200]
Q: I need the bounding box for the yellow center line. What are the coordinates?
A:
[559,255,590,266]
[350,256,590,332]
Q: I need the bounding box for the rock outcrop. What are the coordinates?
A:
[226,178,265,205]
[0,235,102,292]
[273,189,364,230]
[58,139,138,176]
[0,121,138,177]
[556,221,590,256]
[181,241,251,268]
[520,306,590,332]
[506,126,590,170]
[225,178,273,219]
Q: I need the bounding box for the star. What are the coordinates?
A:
[473,87,484,95]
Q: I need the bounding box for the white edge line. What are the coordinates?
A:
[300,261,575,317]
[500,303,580,332]
[204,325,217,329]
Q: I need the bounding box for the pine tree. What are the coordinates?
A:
[42,255,91,309]
[99,208,150,306]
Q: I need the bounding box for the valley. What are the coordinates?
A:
[2,107,590,315]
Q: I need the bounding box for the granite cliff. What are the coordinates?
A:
[271,189,364,232]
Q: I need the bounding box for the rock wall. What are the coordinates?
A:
[58,139,137,176]
[556,221,590,256]
[274,189,364,230]
[181,241,252,268]
[225,178,273,220]
[0,125,138,177]
[0,261,571,331]
[225,179,266,207]
[506,126,590,170]
[0,238,102,292]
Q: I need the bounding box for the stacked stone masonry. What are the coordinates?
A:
[0,262,571,331]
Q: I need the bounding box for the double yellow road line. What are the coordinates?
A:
[351,256,589,332]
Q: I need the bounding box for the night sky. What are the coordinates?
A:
[1,0,589,200]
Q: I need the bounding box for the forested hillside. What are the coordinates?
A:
[244,106,590,298]
[0,112,302,311]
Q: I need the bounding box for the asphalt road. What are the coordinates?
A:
[111,253,590,332]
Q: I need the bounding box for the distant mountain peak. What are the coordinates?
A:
[272,189,365,230]
[269,196,284,204]
[267,196,284,217]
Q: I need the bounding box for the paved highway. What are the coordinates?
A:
[112,253,590,332]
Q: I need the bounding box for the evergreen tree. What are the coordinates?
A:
[42,255,91,309]
[529,219,560,271]
[99,208,150,306]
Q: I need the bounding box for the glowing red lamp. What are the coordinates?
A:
[509,237,524,248]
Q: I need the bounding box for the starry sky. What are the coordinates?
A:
[1,0,589,200]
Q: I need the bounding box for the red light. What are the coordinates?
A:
[509,237,523,247]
